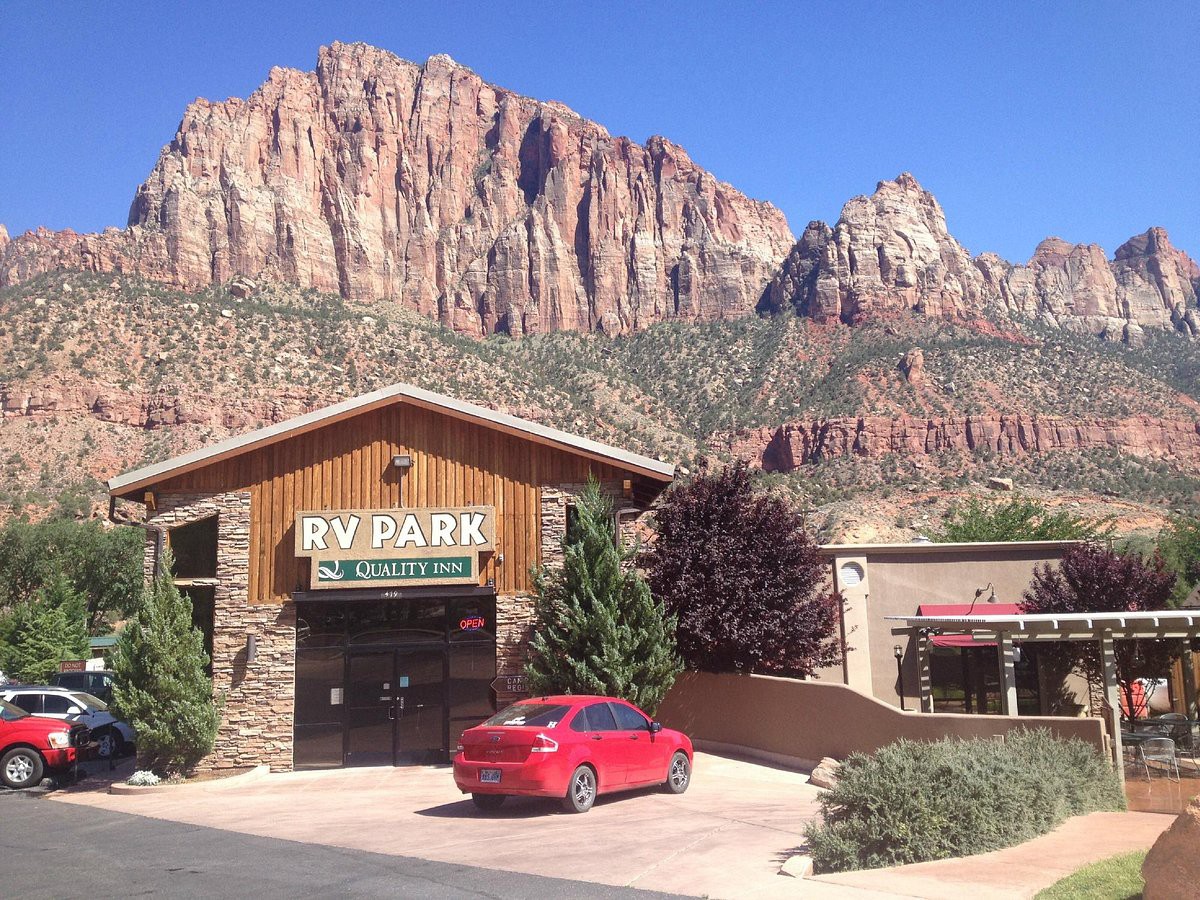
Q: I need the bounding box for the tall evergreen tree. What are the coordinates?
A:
[111,549,220,775]
[526,478,681,713]
[2,573,89,683]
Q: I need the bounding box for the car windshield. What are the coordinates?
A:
[0,698,28,721]
[70,691,108,711]
[482,703,572,727]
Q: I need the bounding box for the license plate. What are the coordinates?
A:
[480,768,501,784]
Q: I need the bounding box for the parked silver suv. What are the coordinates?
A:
[0,685,135,759]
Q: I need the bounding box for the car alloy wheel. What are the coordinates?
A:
[1,748,44,789]
[562,765,596,813]
[664,752,690,794]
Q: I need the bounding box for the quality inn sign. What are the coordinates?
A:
[295,507,495,589]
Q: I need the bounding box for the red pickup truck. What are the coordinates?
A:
[1,697,88,789]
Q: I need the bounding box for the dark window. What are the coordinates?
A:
[482,703,571,727]
[569,707,591,732]
[449,597,496,644]
[0,699,27,721]
[584,701,619,731]
[169,516,218,579]
[610,702,649,731]
[180,585,215,675]
[296,602,347,649]
[346,599,445,644]
[10,694,41,714]
[42,694,76,715]
[449,642,496,738]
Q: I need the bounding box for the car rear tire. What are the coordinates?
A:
[471,793,506,811]
[663,751,690,794]
[562,764,597,813]
[97,729,122,760]
[1,747,44,789]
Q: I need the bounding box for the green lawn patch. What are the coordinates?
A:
[1035,850,1146,900]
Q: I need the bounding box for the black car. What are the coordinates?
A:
[50,671,114,704]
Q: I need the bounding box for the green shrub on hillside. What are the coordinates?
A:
[805,730,1125,874]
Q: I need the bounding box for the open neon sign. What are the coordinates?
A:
[459,615,486,632]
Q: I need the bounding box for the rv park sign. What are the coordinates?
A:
[295,507,495,589]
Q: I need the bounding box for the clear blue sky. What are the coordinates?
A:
[1,1,1197,262]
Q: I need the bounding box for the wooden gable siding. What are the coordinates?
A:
[154,402,625,602]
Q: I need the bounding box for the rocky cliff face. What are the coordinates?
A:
[0,43,792,336]
[1,46,1196,340]
[765,174,1200,338]
[723,413,1200,472]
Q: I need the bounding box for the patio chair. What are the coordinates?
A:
[1138,737,1180,783]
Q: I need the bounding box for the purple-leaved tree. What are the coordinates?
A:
[1022,542,1180,720]
[643,462,842,677]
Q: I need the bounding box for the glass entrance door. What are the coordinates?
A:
[395,647,447,764]
[345,647,448,765]
[345,650,397,766]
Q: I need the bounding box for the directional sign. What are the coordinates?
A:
[490,674,528,694]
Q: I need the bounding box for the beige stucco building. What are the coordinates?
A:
[819,540,1088,715]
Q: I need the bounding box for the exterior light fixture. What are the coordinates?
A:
[392,454,413,469]
[966,583,996,615]
[894,644,907,711]
[893,644,903,660]
[1012,644,1022,664]
[245,634,257,664]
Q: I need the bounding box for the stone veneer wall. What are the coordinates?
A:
[145,492,295,772]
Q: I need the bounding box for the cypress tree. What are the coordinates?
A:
[526,478,681,713]
[111,549,220,775]
[2,573,89,684]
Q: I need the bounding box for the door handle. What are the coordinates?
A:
[590,734,602,741]
[388,707,395,721]
[629,735,639,740]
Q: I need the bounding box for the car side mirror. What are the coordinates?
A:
[650,721,663,734]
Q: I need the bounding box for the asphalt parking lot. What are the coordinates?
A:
[47,751,824,898]
[1,791,679,899]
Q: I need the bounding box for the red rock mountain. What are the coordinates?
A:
[764,174,1200,340]
[1,43,1197,340]
[0,43,792,336]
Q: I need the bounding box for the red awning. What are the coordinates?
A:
[917,603,1024,648]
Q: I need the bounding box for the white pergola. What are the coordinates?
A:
[886,610,1200,782]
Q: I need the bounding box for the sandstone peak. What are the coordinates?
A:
[0,41,793,336]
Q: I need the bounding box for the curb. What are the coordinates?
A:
[109,764,270,795]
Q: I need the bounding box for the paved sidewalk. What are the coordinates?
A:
[45,755,1176,899]
[51,751,823,898]
[808,810,1174,899]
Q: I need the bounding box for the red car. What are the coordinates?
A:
[1,697,88,789]
[453,695,693,813]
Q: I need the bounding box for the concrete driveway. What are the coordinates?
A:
[51,752,824,898]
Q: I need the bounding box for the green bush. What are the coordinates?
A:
[805,729,1125,874]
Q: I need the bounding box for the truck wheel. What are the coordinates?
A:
[1,747,44,789]
[97,729,122,759]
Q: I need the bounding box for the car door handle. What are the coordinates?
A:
[590,734,602,741]
[629,735,639,740]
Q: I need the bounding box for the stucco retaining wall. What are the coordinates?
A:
[656,671,1107,764]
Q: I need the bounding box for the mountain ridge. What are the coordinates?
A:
[0,42,1196,340]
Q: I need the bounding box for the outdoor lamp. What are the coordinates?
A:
[245,634,257,664]
[392,454,413,469]
[1012,645,1022,664]
[893,644,903,660]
